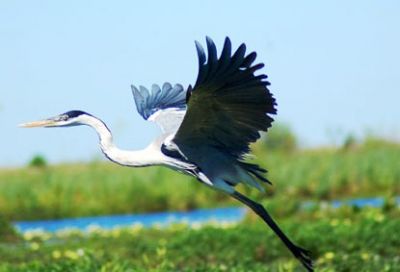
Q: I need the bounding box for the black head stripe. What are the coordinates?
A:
[63,110,91,119]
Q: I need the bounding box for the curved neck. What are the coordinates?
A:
[81,115,155,166]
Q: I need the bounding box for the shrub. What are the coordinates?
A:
[28,154,47,168]
[341,134,358,151]
[260,123,297,152]
[0,214,19,242]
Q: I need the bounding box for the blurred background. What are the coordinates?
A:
[0,1,399,271]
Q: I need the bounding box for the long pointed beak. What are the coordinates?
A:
[19,119,57,128]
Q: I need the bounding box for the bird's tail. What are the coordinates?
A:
[238,161,272,184]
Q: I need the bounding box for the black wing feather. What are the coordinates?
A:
[174,37,277,161]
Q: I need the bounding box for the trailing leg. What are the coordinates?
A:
[232,191,314,271]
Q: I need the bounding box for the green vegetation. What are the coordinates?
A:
[0,207,399,271]
[260,123,298,153]
[0,138,399,221]
[28,154,48,168]
[0,214,19,243]
[0,135,399,271]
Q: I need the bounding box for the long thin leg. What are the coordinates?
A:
[232,191,314,271]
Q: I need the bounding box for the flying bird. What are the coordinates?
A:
[20,37,313,271]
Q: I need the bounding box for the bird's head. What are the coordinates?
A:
[19,110,93,128]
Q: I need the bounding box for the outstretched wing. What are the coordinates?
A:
[173,37,277,159]
[131,83,187,134]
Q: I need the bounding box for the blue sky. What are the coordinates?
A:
[0,1,399,166]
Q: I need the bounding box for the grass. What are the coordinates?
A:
[0,138,399,221]
[0,137,399,270]
[0,206,399,271]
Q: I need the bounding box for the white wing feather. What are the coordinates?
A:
[148,108,186,135]
[131,83,187,136]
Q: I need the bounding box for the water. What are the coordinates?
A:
[14,207,247,233]
[14,196,400,233]
[303,196,400,209]
[330,196,400,208]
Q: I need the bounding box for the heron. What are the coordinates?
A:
[20,37,313,271]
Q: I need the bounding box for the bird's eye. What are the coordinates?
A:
[56,115,69,121]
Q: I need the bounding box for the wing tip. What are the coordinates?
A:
[205,35,213,45]
[195,40,206,64]
[130,84,138,92]
[206,36,217,63]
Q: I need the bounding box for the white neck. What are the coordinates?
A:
[80,115,156,167]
